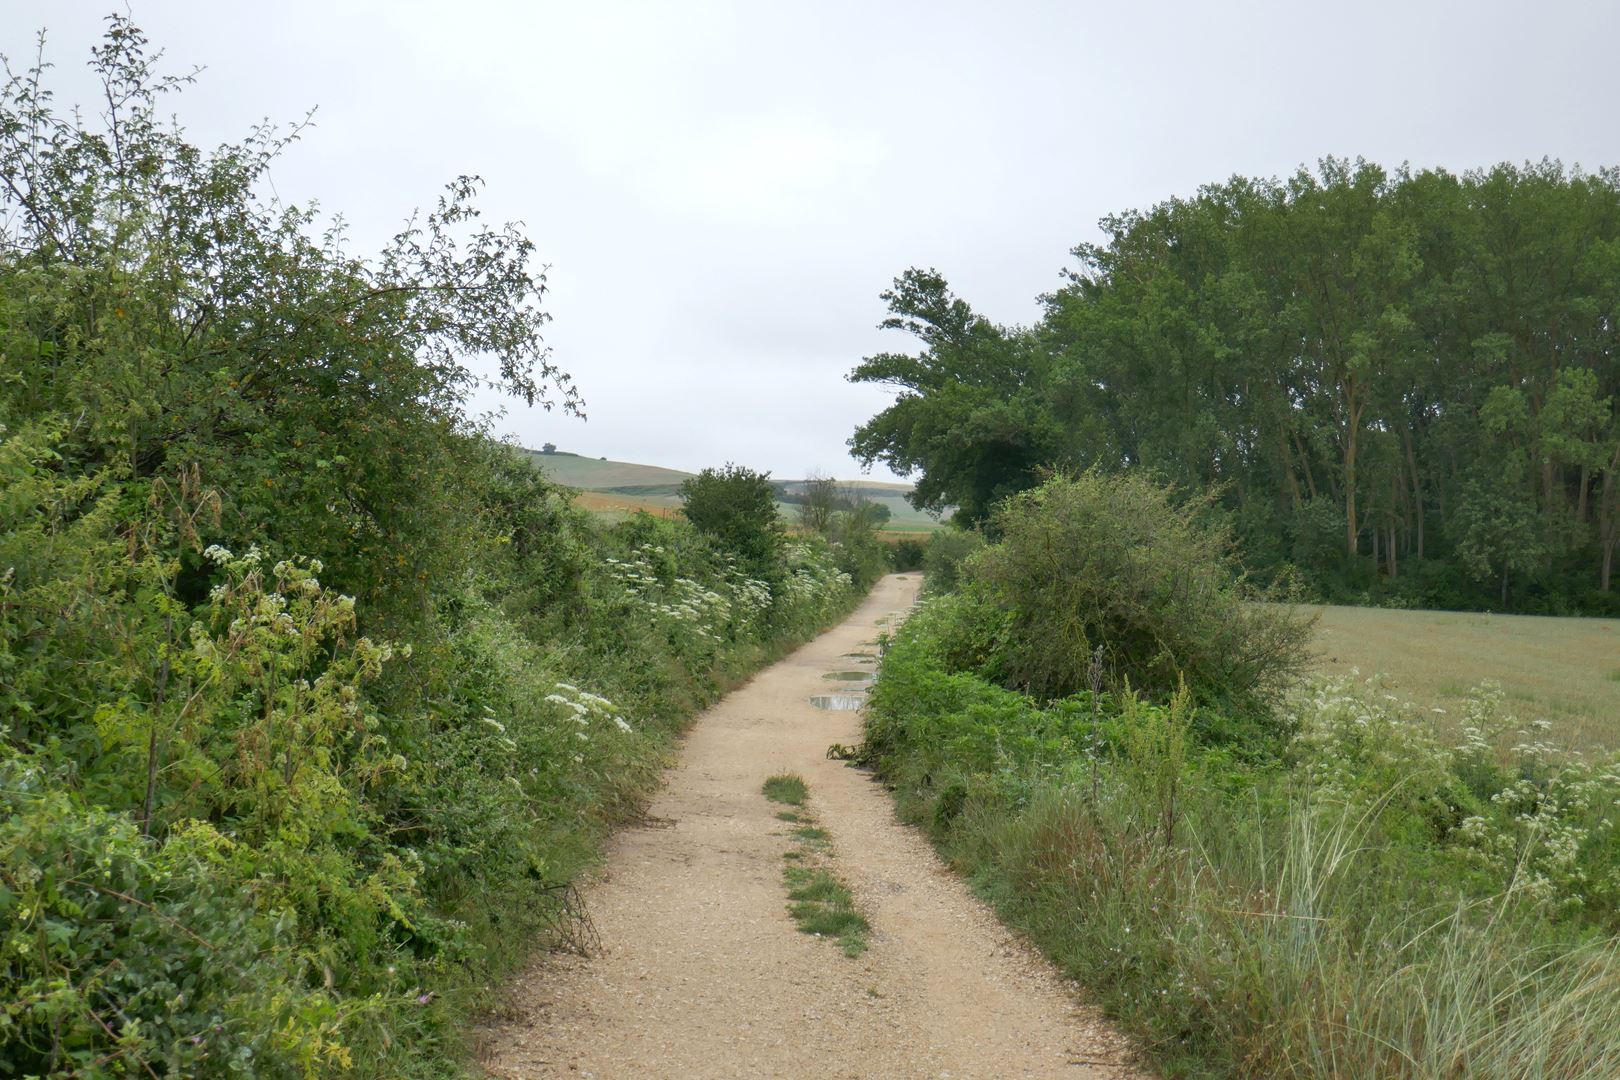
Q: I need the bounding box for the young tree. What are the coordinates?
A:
[679,464,784,577]
[796,473,840,535]
[0,15,577,634]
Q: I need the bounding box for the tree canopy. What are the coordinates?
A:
[851,159,1620,613]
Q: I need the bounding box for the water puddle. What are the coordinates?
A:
[840,651,877,661]
[823,671,872,682]
[809,694,865,711]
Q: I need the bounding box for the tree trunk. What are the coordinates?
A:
[1344,418,1360,557]
[1278,430,1302,510]
[1402,425,1424,559]
[1601,455,1619,592]
[1501,562,1510,607]
[1294,428,1319,500]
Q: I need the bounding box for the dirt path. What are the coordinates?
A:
[480,574,1148,1079]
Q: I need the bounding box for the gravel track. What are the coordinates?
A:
[479,574,1149,1079]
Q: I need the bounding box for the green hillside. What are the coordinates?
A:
[521,449,696,490]
[525,449,946,531]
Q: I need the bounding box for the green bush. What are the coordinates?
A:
[965,472,1314,719]
[887,536,927,571]
[0,761,354,1080]
[920,527,983,593]
[678,464,785,581]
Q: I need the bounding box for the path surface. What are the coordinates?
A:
[480,575,1148,1079]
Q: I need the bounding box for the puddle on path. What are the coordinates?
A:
[823,671,873,682]
[809,694,865,711]
[840,652,877,661]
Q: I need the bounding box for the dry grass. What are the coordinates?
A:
[1307,604,1620,751]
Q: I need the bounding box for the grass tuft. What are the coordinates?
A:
[762,773,808,806]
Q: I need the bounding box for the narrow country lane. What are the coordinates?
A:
[480,574,1149,1080]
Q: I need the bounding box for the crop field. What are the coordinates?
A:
[571,490,683,519]
[1308,604,1620,751]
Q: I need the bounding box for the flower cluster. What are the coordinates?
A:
[541,681,634,763]
[1290,675,1620,917]
[605,543,772,644]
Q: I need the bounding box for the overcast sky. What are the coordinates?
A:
[8,2,1619,483]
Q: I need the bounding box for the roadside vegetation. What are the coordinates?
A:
[764,776,869,957]
[865,473,1620,1078]
[0,21,881,1079]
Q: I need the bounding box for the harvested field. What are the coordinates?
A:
[1309,604,1620,752]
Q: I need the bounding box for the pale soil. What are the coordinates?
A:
[478,575,1149,1079]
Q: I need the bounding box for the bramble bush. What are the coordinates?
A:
[963,472,1314,720]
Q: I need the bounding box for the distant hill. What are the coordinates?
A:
[520,449,695,491]
[522,448,945,532]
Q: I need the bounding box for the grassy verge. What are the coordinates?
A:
[765,776,870,958]
[863,599,1620,1079]
[0,513,873,1080]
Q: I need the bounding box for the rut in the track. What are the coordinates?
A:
[479,574,1150,1080]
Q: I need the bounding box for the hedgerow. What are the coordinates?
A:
[0,18,866,1077]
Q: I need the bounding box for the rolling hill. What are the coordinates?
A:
[522,448,945,532]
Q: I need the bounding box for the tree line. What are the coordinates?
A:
[852,158,1620,613]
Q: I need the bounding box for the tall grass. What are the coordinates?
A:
[959,777,1620,1079]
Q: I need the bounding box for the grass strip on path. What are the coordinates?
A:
[763,774,870,957]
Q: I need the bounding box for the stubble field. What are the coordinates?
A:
[1309,604,1620,751]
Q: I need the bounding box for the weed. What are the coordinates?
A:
[784,869,870,957]
[785,867,847,904]
[763,774,808,806]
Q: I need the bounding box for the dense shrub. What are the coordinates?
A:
[964,472,1313,718]
[920,527,983,593]
[886,536,927,571]
[0,761,353,1080]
